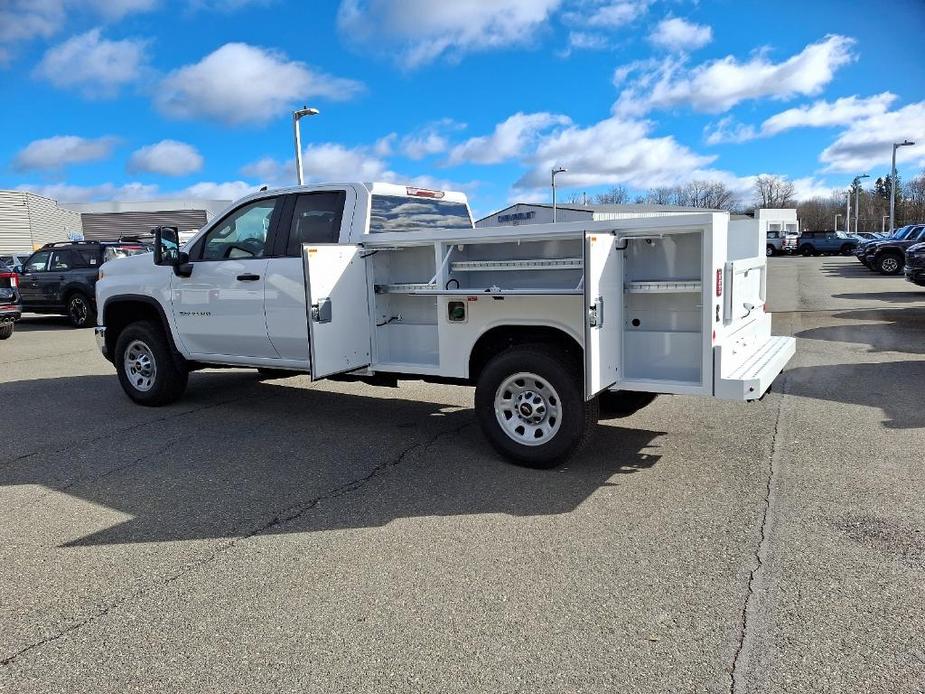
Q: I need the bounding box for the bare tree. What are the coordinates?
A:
[754,175,796,208]
[641,180,738,210]
[594,185,629,205]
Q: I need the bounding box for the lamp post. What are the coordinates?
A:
[852,173,869,233]
[882,215,889,233]
[551,166,567,222]
[293,106,319,185]
[835,213,842,231]
[845,191,850,233]
[890,139,915,231]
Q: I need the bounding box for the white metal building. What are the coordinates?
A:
[0,190,83,253]
[62,198,231,241]
[476,202,713,228]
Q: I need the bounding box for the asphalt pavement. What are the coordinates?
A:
[0,256,923,693]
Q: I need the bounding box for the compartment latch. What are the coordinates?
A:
[588,296,603,328]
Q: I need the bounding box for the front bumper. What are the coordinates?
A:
[95,326,107,358]
[906,265,925,286]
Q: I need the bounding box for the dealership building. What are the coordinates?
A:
[0,191,230,254]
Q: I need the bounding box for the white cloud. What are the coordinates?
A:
[35,28,148,98]
[396,119,465,159]
[337,0,562,68]
[563,0,650,28]
[242,143,392,187]
[791,177,838,200]
[155,43,364,126]
[180,181,256,199]
[448,112,572,165]
[649,17,712,51]
[565,31,609,51]
[127,140,204,176]
[515,116,716,189]
[820,101,925,173]
[614,34,856,116]
[0,0,155,64]
[13,135,119,171]
[705,93,897,145]
[762,92,896,136]
[17,181,159,203]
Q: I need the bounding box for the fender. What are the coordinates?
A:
[101,294,186,366]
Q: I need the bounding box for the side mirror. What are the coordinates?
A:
[153,226,192,277]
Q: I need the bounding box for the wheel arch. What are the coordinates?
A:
[468,324,582,382]
[102,295,184,366]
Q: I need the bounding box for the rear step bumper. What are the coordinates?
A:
[714,335,795,400]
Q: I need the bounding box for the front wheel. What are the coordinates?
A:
[766,245,775,257]
[67,293,96,328]
[0,323,13,340]
[800,245,814,257]
[840,244,854,256]
[115,320,188,406]
[475,346,597,468]
[876,253,903,275]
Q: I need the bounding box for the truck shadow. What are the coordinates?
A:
[794,307,925,355]
[784,360,925,429]
[0,373,663,546]
[819,262,903,279]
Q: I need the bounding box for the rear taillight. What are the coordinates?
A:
[0,272,16,288]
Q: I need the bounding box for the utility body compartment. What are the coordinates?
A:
[302,212,794,402]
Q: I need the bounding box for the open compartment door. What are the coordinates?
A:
[303,244,371,378]
[584,232,623,400]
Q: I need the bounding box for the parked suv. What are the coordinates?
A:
[0,263,21,339]
[866,224,925,275]
[796,231,858,256]
[906,241,925,286]
[16,241,150,327]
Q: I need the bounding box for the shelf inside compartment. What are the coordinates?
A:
[451,257,583,272]
[623,330,702,384]
[625,280,701,294]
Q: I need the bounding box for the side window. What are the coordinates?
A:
[50,250,79,270]
[78,249,100,266]
[286,191,346,256]
[24,250,51,272]
[201,198,278,261]
[767,231,779,239]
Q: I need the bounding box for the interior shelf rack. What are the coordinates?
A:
[624,280,701,294]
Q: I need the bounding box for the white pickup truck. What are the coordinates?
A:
[95,181,794,468]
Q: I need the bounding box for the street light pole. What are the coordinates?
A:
[890,139,915,231]
[551,166,567,222]
[845,191,850,233]
[835,213,842,231]
[853,173,869,233]
[882,215,889,233]
[292,106,319,185]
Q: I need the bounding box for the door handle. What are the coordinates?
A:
[236,273,261,281]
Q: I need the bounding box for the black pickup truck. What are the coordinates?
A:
[863,224,925,274]
[15,240,150,327]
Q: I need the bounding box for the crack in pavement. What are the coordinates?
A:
[728,327,794,694]
[0,419,472,669]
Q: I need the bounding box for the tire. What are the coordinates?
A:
[876,253,903,275]
[474,345,597,469]
[599,390,658,419]
[0,324,13,340]
[765,245,775,257]
[840,244,854,256]
[256,368,295,379]
[66,292,96,328]
[800,245,814,257]
[114,320,188,406]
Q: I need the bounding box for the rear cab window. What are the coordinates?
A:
[103,245,149,263]
[369,194,472,233]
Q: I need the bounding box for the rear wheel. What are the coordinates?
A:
[876,253,903,275]
[599,390,658,419]
[115,320,188,405]
[840,244,854,256]
[475,345,597,468]
[0,323,13,340]
[766,245,775,257]
[66,292,96,328]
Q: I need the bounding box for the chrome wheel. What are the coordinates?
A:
[494,372,562,446]
[123,340,157,392]
[880,256,899,273]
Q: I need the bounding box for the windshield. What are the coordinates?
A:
[369,195,472,233]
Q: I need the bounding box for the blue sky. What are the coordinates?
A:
[1,0,924,218]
